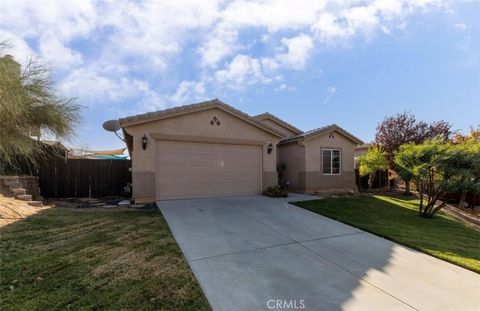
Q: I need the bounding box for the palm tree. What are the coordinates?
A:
[0,42,80,173]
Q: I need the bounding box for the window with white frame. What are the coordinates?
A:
[322,149,341,175]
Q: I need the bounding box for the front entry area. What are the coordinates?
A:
[156,141,262,200]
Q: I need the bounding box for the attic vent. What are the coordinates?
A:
[210,116,221,126]
[329,132,335,139]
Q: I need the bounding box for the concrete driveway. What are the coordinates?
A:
[157,194,480,311]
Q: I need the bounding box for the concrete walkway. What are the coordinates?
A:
[157,194,480,311]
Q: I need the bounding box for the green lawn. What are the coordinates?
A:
[0,207,210,311]
[293,195,480,273]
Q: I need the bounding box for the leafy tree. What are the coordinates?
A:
[451,126,480,207]
[395,139,480,218]
[359,145,388,189]
[452,126,480,145]
[0,42,80,173]
[374,112,451,194]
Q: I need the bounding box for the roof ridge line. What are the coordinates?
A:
[279,124,363,145]
[253,112,303,135]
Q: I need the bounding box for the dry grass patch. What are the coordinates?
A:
[0,206,210,310]
[0,193,51,227]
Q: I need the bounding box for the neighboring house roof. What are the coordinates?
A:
[79,155,129,160]
[355,143,371,151]
[118,98,283,138]
[253,112,303,135]
[89,148,126,156]
[279,124,363,145]
[68,148,128,159]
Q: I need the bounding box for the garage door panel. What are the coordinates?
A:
[156,141,262,200]
[157,174,259,183]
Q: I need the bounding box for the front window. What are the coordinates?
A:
[322,149,341,175]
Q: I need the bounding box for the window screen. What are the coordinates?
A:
[322,150,332,174]
[322,149,341,175]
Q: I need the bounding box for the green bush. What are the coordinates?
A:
[263,185,288,198]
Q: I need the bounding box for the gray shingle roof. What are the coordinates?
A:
[279,124,363,145]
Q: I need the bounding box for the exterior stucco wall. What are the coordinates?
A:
[277,142,306,191]
[354,147,368,170]
[258,118,298,138]
[354,147,368,158]
[124,107,279,202]
[303,131,357,192]
[301,172,356,192]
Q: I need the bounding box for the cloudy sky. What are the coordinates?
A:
[1,0,479,150]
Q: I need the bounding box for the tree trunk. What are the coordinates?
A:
[458,191,467,209]
[368,173,374,189]
[418,182,424,216]
[404,179,411,195]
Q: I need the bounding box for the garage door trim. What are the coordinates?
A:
[151,133,266,146]
[155,139,263,200]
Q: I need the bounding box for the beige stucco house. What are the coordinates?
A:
[119,99,282,202]
[118,99,362,202]
[278,125,363,193]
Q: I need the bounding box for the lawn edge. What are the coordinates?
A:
[155,203,213,311]
[290,200,480,275]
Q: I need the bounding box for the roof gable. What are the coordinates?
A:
[279,124,363,145]
[119,99,283,138]
[254,112,303,136]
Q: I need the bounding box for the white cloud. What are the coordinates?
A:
[169,80,206,104]
[0,0,97,40]
[312,13,351,44]
[199,23,238,67]
[220,0,326,31]
[0,0,449,105]
[214,55,273,89]
[454,23,467,30]
[38,32,83,70]
[58,67,161,108]
[277,34,314,69]
[99,0,221,70]
[0,30,33,66]
[323,86,337,104]
[274,83,296,92]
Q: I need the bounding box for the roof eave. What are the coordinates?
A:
[303,127,363,145]
[118,99,283,139]
[279,125,363,146]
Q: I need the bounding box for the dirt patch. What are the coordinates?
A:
[0,193,51,227]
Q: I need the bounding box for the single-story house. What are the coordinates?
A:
[119,99,282,202]
[278,125,363,193]
[118,99,363,202]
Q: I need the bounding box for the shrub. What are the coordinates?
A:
[263,185,288,198]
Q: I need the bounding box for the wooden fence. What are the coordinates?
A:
[355,169,389,190]
[35,157,132,198]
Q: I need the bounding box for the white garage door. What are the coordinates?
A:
[156,141,262,200]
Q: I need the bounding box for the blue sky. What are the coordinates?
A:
[1,0,479,150]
